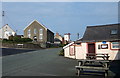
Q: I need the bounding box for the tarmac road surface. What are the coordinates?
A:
[2,48,120,77]
[2,48,78,76]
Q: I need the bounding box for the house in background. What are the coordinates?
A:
[0,24,16,39]
[54,32,64,45]
[64,33,71,44]
[24,20,54,48]
[63,23,120,60]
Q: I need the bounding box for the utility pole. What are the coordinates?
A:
[2,11,5,25]
[2,11,5,39]
[77,33,79,40]
[2,11,4,16]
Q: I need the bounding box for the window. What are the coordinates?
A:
[28,29,30,34]
[39,29,43,39]
[39,29,43,34]
[111,29,117,35]
[6,27,7,31]
[101,44,108,49]
[98,45,101,49]
[28,29,31,38]
[111,42,120,49]
[69,46,75,56]
[28,34,31,38]
[34,28,37,34]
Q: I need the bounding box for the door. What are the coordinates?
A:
[33,36,37,42]
[88,43,95,56]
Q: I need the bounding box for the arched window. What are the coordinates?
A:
[39,29,43,39]
[28,29,31,38]
[34,28,37,34]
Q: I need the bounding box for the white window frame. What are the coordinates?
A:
[69,46,75,56]
[111,42,120,49]
[34,28,37,34]
[28,29,31,38]
[39,29,43,40]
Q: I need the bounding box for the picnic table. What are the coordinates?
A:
[86,53,110,60]
[75,53,110,77]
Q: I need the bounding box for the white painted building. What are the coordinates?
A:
[63,24,120,60]
[0,24,16,39]
[64,33,70,42]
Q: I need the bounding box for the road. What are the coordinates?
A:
[2,48,78,76]
[2,48,120,77]
[1,48,36,56]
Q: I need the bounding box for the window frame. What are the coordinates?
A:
[34,28,37,34]
[111,29,118,35]
[39,29,43,40]
[69,45,75,56]
[27,29,31,38]
[101,44,108,49]
[111,42,120,50]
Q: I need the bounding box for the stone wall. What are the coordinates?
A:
[2,43,43,49]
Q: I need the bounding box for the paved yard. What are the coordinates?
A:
[1,48,36,56]
[1,48,120,77]
[2,48,78,76]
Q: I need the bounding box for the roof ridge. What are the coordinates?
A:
[87,23,120,28]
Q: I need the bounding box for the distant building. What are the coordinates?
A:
[63,24,120,60]
[24,20,54,48]
[0,24,16,39]
[64,33,71,44]
[54,33,64,44]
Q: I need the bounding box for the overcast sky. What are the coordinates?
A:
[2,2,118,40]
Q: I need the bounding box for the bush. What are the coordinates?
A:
[20,38,33,42]
[2,39,13,43]
[3,39,8,42]
[2,36,33,43]
[13,37,32,43]
[59,49,64,56]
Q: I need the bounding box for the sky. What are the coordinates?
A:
[2,2,119,41]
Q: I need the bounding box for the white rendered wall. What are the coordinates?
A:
[64,46,75,59]
[64,35,70,41]
[0,25,16,39]
[95,42,120,60]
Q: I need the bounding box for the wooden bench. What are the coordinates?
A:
[75,66,109,70]
[86,56,110,60]
[75,59,109,77]
[86,53,110,60]
[75,66,109,76]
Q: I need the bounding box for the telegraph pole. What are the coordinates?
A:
[77,33,79,40]
[2,11,5,39]
[2,11,4,16]
[2,11,5,25]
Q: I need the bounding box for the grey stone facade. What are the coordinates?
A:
[24,20,54,48]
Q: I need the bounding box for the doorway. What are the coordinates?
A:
[87,43,95,56]
[33,36,37,42]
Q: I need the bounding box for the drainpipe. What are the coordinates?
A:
[74,41,76,59]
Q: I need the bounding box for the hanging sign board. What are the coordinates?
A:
[102,41,106,44]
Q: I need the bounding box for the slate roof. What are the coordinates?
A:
[81,23,120,42]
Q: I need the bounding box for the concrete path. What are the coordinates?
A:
[2,48,78,76]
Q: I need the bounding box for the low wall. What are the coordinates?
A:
[2,43,42,49]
